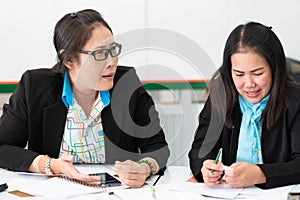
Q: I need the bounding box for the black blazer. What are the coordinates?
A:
[0,65,169,172]
[189,85,300,189]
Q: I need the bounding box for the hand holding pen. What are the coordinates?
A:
[210,148,222,174]
[201,148,224,187]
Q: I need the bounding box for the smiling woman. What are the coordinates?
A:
[231,51,272,104]
[189,21,300,189]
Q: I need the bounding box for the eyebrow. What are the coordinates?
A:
[95,42,116,49]
[232,67,264,73]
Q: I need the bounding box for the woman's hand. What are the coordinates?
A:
[50,154,100,185]
[224,162,266,188]
[201,159,224,187]
[113,160,150,188]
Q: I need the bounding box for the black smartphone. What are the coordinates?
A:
[0,183,8,192]
[89,173,121,187]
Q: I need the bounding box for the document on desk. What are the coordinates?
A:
[168,181,242,199]
[239,185,294,199]
[16,176,105,198]
[11,164,127,198]
[113,185,206,200]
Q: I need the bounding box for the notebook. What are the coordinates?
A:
[17,175,105,198]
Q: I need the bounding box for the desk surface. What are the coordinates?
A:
[0,165,295,199]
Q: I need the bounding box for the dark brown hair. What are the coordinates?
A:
[53,9,112,71]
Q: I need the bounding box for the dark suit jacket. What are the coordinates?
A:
[189,85,300,189]
[0,65,169,172]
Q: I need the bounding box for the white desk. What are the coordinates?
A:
[0,165,295,199]
[156,166,294,200]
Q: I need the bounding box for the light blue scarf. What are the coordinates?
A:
[236,94,270,164]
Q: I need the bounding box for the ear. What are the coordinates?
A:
[59,49,77,70]
[63,55,76,70]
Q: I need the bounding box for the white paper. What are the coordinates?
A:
[15,172,56,177]
[113,185,207,200]
[238,185,294,200]
[18,177,105,198]
[168,181,242,199]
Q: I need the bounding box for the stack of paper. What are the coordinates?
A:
[18,176,105,198]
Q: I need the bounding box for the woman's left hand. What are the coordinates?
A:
[224,162,266,188]
[112,160,150,188]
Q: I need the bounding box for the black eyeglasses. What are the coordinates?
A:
[79,43,122,61]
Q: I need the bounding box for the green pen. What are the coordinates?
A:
[210,148,222,174]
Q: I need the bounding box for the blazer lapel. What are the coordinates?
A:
[42,76,67,158]
[102,102,123,149]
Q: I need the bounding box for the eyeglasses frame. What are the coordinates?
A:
[79,43,122,61]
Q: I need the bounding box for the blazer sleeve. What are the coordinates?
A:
[134,87,170,169]
[104,66,170,170]
[188,97,223,182]
[256,100,300,189]
[0,70,39,171]
[130,69,170,169]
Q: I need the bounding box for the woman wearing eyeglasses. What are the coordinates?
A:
[0,9,169,188]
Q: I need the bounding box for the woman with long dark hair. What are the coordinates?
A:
[189,22,300,189]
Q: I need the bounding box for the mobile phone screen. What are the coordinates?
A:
[89,173,121,187]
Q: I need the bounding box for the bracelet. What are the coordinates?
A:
[138,159,154,179]
[44,156,53,175]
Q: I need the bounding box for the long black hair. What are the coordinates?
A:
[209,22,292,130]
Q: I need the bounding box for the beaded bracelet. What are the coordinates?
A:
[138,159,154,179]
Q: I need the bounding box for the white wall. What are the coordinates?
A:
[1,0,300,81]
